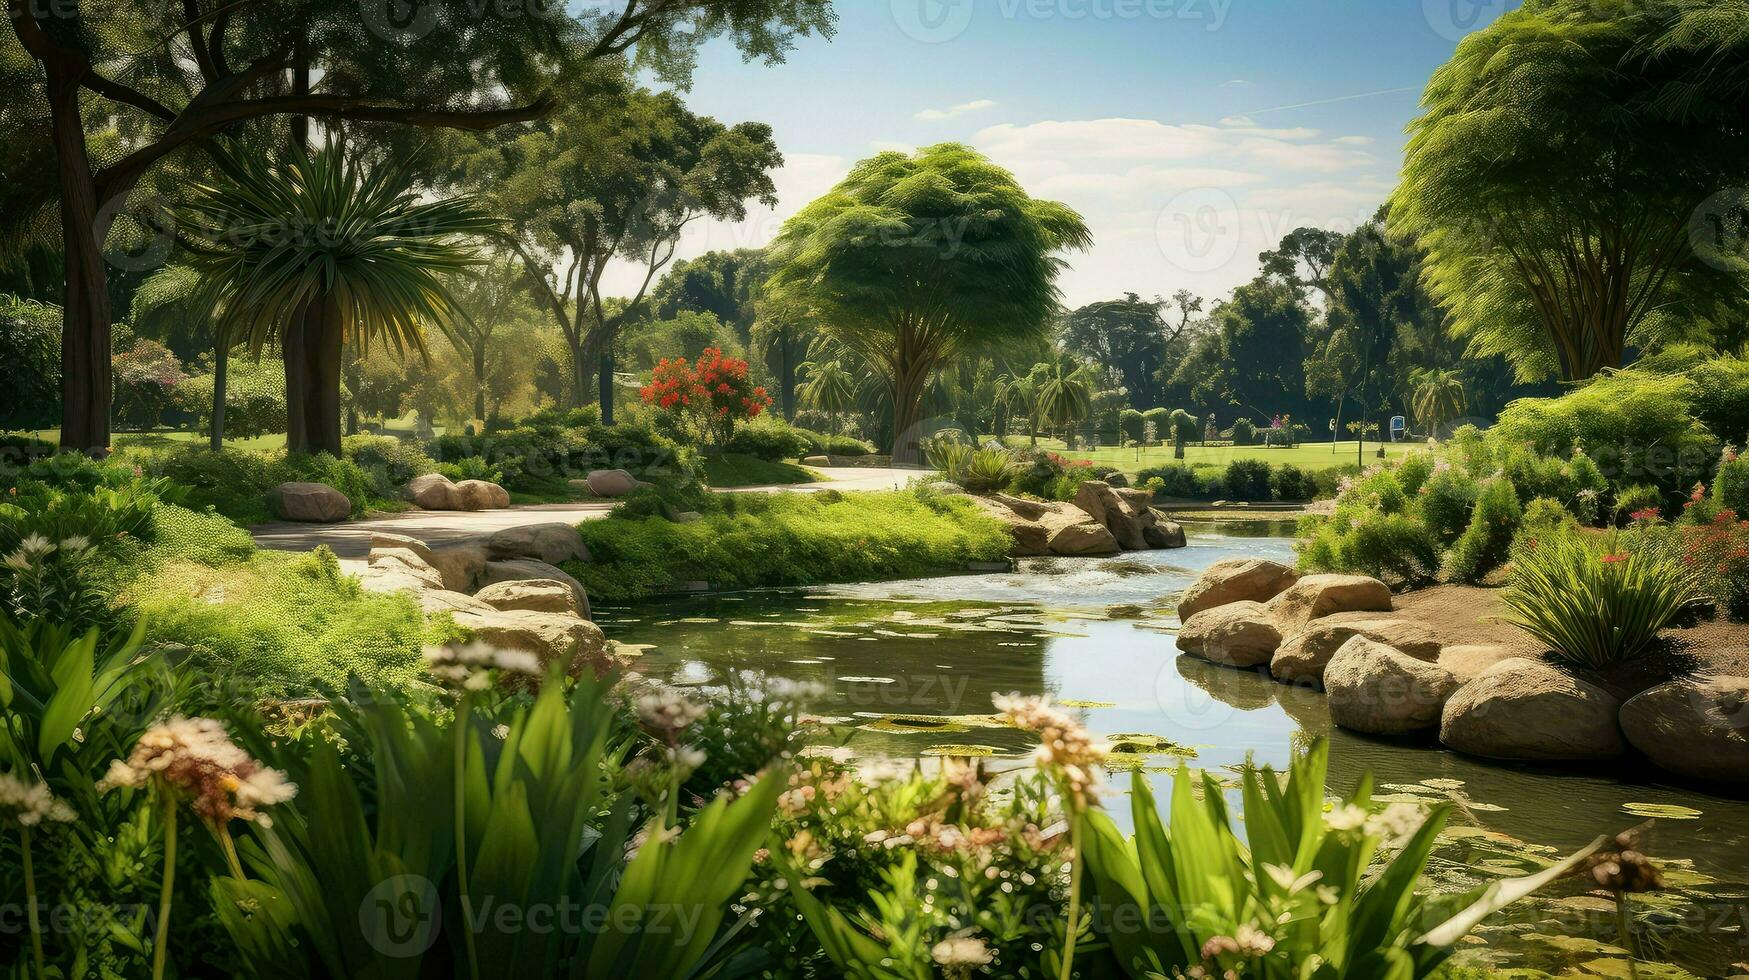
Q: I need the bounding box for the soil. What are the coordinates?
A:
[1392,584,1749,700]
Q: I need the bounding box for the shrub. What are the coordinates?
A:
[1140,407,1171,440]
[796,428,875,457]
[570,489,1012,601]
[1230,416,1257,446]
[178,357,289,439]
[1136,462,1203,498]
[1448,423,1492,476]
[435,455,504,484]
[111,339,188,429]
[1394,451,1435,497]
[1502,531,1704,668]
[134,447,371,525]
[640,347,771,444]
[1340,466,1411,516]
[1222,458,1273,501]
[0,295,62,430]
[1444,476,1522,583]
[1414,462,1480,543]
[1270,463,1315,502]
[1515,496,1579,548]
[342,434,434,498]
[1491,371,1717,493]
[1614,483,1664,524]
[1677,511,1749,621]
[1297,509,1442,588]
[725,417,812,461]
[1118,408,1144,444]
[1713,447,1749,516]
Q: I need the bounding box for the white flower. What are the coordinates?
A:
[931,935,995,967]
[98,716,295,826]
[765,677,828,701]
[1323,803,1368,832]
[0,773,77,827]
[1234,923,1276,956]
[422,641,542,690]
[1,550,29,571]
[1365,802,1426,842]
[634,686,707,741]
[1263,863,1323,895]
[18,534,54,556]
[58,535,91,552]
[491,724,510,740]
[670,746,706,773]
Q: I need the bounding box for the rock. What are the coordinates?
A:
[418,590,499,617]
[1440,658,1625,762]
[486,523,590,564]
[452,609,609,674]
[1040,505,1122,556]
[803,455,832,466]
[1074,481,1149,551]
[1176,558,1300,621]
[1437,645,1515,683]
[1271,615,1444,685]
[370,532,436,565]
[367,546,445,591]
[1177,601,1282,668]
[990,493,1050,521]
[455,479,510,510]
[474,579,586,618]
[427,540,490,593]
[1620,676,1749,783]
[482,559,590,619]
[359,568,441,598]
[406,473,465,511]
[968,496,1051,556]
[1324,637,1460,735]
[1141,509,1187,549]
[268,482,351,523]
[1266,574,1393,632]
[585,469,648,497]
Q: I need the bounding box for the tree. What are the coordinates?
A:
[3,0,834,451]
[1174,277,1315,427]
[449,253,542,425]
[1168,408,1196,460]
[798,358,859,435]
[766,144,1091,463]
[1304,220,1417,466]
[1258,227,1344,302]
[750,297,815,424]
[178,142,494,456]
[1392,0,1749,382]
[1060,293,1168,409]
[1032,357,1095,439]
[473,68,781,423]
[1411,368,1468,438]
[650,249,770,340]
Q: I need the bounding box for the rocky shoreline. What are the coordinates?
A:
[1174,558,1749,788]
[953,480,1188,558]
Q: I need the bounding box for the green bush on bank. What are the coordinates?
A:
[568,487,1012,601]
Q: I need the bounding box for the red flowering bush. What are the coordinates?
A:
[1677,509,1749,621]
[641,348,771,444]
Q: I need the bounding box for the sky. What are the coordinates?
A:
[602,0,1521,309]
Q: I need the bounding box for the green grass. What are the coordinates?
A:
[30,427,290,452]
[565,488,1010,602]
[702,453,821,488]
[998,437,1418,476]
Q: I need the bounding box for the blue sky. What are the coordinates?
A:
[608,0,1520,307]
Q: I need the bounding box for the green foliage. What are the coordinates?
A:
[1444,477,1522,584]
[725,416,813,461]
[342,434,435,500]
[699,453,817,489]
[1222,458,1274,501]
[1512,497,1579,557]
[0,294,61,430]
[1270,463,1316,502]
[795,427,875,458]
[1614,484,1665,523]
[1713,449,1749,517]
[1676,511,1749,622]
[1298,509,1443,589]
[1490,371,1717,494]
[1503,531,1704,669]
[1119,408,1145,443]
[571,489,1012,601]
[435,415,693,493]
[178,357,289,439]
[133,446,374,525]
[0,462,166,629]
[1230,417,1257,446]
[435,455,504,484]
[1080,740,1600,978]
[927,437,1018,494]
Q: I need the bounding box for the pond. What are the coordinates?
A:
[598,522,1749,976]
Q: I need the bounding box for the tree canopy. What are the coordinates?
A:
[765,143,1090,460]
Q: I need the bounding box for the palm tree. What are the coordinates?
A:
[1169,408,1196,459]
[998,374,1044,446]
[1411,368,1468,439]
[179,140,498,456]
[798,358,859,435]
[1033,357,1094,443]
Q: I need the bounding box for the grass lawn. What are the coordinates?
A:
[702,453,821,488]
[29,428,291,452]
[996,436,1419,476]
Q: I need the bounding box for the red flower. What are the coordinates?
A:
[1601,554,1627,564]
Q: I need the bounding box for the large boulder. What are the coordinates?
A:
[968,497,1051,557]
[1620,676,1749,783]
[451,608,608,674]
[486,523,590,564]
[418,590,499,617]
[1324,637,1460,735]
[427,540,490,593]
[1074,481,1150,550]
[269,482,351,524]
[1039,504,1122,556]
[1176,558,1300,621]
[482,559,590,619]
[1272,615,1444,685]
[585,469,648,498]
[474,579,587,619]
[406,473,466,511]
[1266,574,1393,633]
[1177,600,1282,669]
[1440,658,1626,762]
[990,493,1050,521]
[455,479,510,510]
[367,545,446,591]
[1141,510,1187,549]
[370,531,436,565]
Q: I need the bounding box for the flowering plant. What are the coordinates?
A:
[641,347,771,444]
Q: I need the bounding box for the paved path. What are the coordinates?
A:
[250,466,923,559]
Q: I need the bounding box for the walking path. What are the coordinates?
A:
[250,466,922,559]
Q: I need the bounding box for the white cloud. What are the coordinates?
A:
[914,98,998,121]
[1333,135,1375,145]
[1220,79,1253,88]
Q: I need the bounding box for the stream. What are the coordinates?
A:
[598,523,1749,976]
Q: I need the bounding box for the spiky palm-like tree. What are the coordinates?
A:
[179,141,498,456]
[1033,357,1094,441]
[1410,368,1468,438]
[798,357,860,435]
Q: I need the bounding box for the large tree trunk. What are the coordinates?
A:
[598,351,616,426]
[889,372,928,465]
[48,70,113,454]
[306,291,344,456]
[283,309,310,452]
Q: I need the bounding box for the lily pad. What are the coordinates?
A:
[921,744,1002,758]
[1058,699,1117,709]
